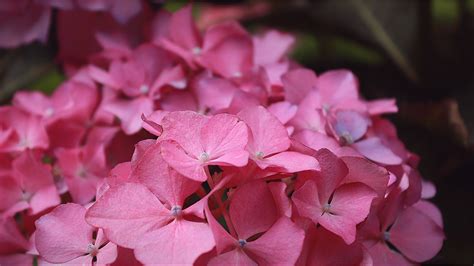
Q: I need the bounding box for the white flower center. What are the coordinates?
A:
[192,47,202,55]
[44,107,54,117]
[171,205,182,218]
[199,152,210,162]
[238,239,247,248]
[255,151,265,160]
[139,85,149,94]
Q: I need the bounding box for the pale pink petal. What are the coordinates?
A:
[135,220,215,265]
[193,75,237,113]
[160,140,207,182]
[316,69,359,106]
[331,110,370,144]
[229,180,278,240]
[253,30,294,66]
[35,203,94,263]
[314,148,348,203]
[238,106,290,158]
[353,137,403,165]
[256,151,319,172]
[133,142,200,206]
[292,180,323,219]
[366,242,412,266]
[367,99,398,115]
[85,183,171,248]
[421,179,436,199]
[209,249,257,266]
[267,182,291,217]
[389,206,445,262]
[160,111,208,156]
[103,97,154,135]
[267,101,297,125]
[341,156,389,197]
[96,242,118,265]
[201,113,249,162]
[413,200,443,228]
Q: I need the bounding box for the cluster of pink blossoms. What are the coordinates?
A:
[0,4,444,266]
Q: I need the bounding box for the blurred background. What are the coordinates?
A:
[1,0,473,264]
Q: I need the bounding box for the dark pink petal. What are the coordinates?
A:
[389,206,445,262]
[0,176,22,213]
[168,4,201,51]
[229,180,278,240]
[306,228,364,265]
[0,3,50,48]
[281,69,317,104]
[0,254,33,266]
[245,217,304,265]
[134,220,215,265]
[35,203,94,263]
[353,137,403,165]
[109,0,142,24]
[239,106,290,158]
[86,183,171,248]
[0,217,30,255]
[209,248,256,266]
[133,142,200,206]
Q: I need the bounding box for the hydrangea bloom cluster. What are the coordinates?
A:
[0,4,444,265]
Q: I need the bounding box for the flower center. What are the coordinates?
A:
[255,151,265,160]
[192,47,202,56]
[339,132,354,145]
[171,205,182,218]
[383,231,390,241]
[139,85,149,94]
[199,152,210,162]
[169,79,187,89]
[44,107,54,117]
[322,203,331,213]
[238,239,247,248]
[87,243,98,257]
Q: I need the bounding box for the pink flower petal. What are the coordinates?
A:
[245,217,304,265]
[239,106,290,158]
[229,180,278,240]
[133,142,200,206]
[35,203,94,263]
[281,68,317,104]
[389,205,445,262]
[85,182,171,248]
[135,220,215,265]
[353,137,403,165]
